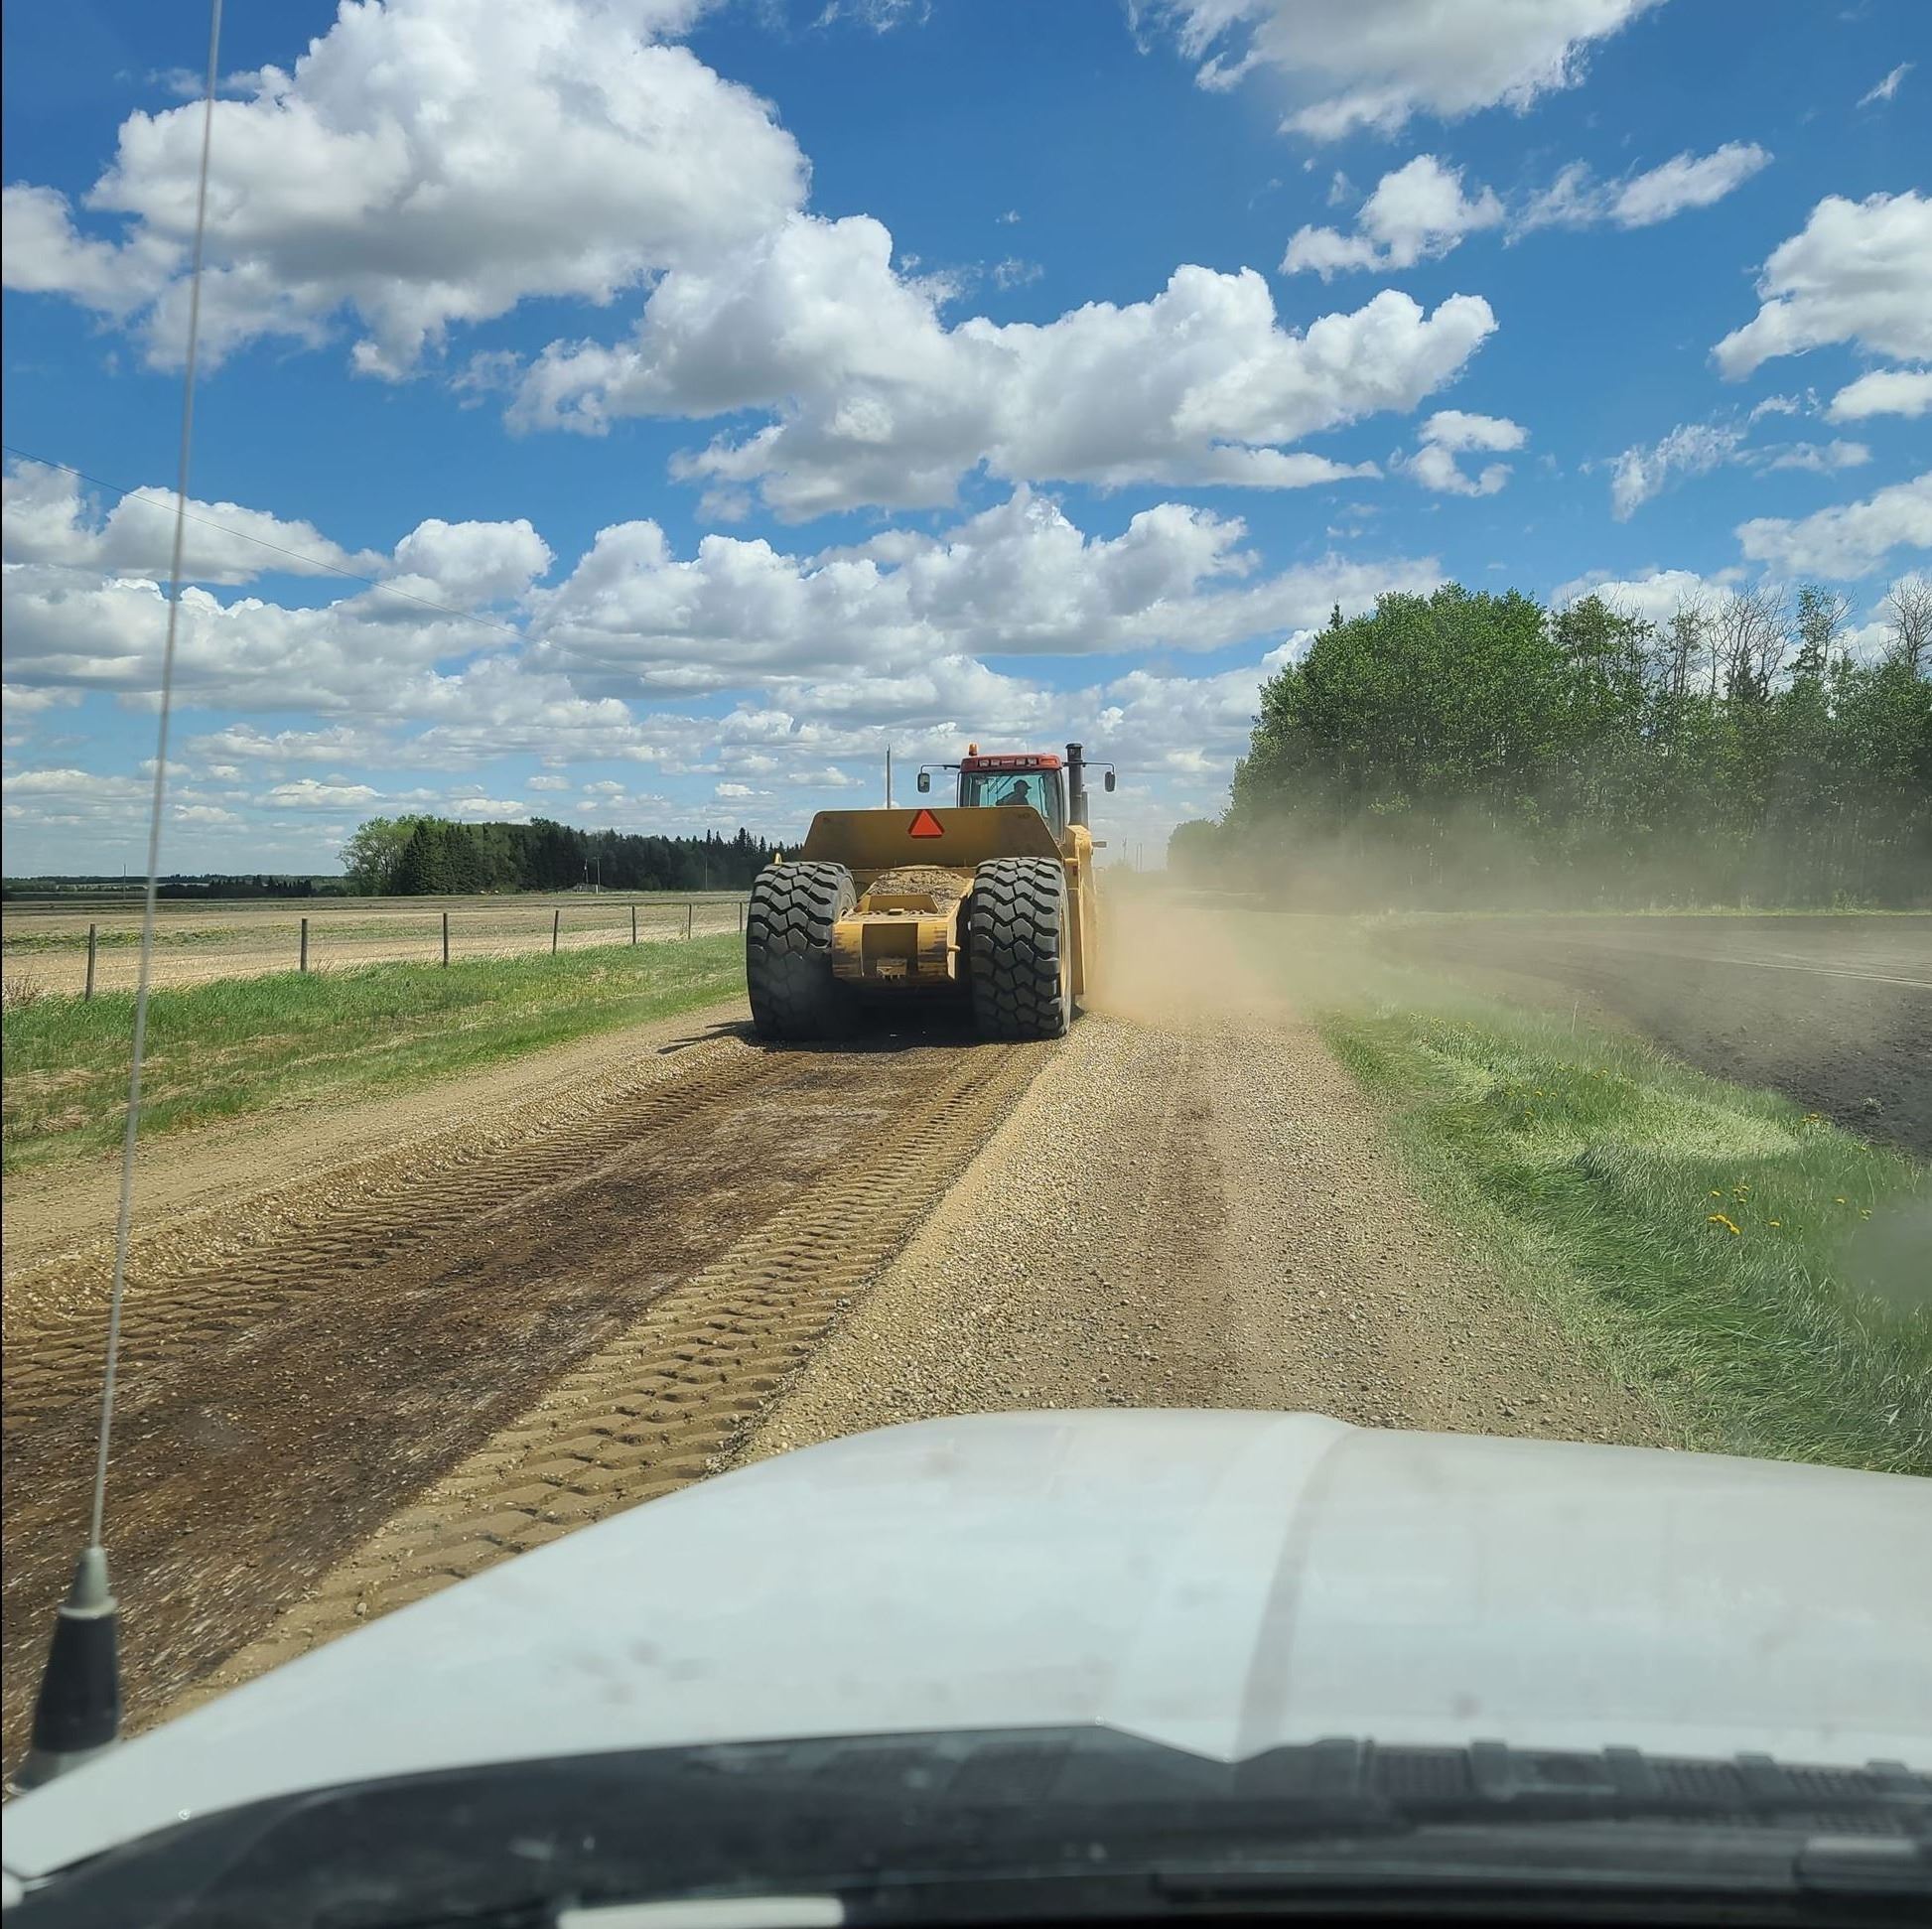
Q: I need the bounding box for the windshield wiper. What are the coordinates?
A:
[15,1728,1930,1929]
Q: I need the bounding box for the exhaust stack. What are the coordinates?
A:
[1066,742,1089,827]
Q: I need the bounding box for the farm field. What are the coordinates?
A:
[1370,913,1932,1158]
[4,899,1924,1774]
[1,891,752,995]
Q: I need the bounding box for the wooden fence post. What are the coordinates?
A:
[685,902,694,941]
[737,899,744,933]
[552,906,561,956]
[442,908,451,967]
[630,903,638,946]
[300,916,310,974]
[84,924,97,1001]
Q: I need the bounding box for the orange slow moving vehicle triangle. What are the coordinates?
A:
[907,809,944,838]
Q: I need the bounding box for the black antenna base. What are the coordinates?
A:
[17,1548,122,1790]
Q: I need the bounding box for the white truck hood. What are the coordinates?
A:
[6,1410,1930,1882]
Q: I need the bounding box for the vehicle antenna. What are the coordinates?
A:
[17,0,225,1791]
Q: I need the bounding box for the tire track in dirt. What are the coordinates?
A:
[3,1033,1046,1768]
[164,1037,1048,1717]
[2,1043,773,1438]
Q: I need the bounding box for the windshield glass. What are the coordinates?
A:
[962,769,1062,827]
[2,0,1926,1920]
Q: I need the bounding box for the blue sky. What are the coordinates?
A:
[3,0,1927,875]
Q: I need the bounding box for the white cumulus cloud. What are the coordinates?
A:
[1,0,804,375]
[1282,155,1501,277]
[1292,143,1768,279]
[526,485,1440,695]
[1714,192,1932,378]
[389,517,554,606]
[266,777,380,807]
[513,215,1492,514]
[2,460,380,585]
[1141,0,1666,139]
[1603,142,1772,226]
[1760,440,1870,475]
[1550,567,1730,625]
[1735,472,1932,578]
[1828,366,1932,421]
[1399,409,1525,495]
[1517,142,1770,232]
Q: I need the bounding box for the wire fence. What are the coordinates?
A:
[2,896,752,1000]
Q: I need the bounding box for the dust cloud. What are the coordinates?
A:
[1089,889,1405,1035]
[1090,877,1930,1325]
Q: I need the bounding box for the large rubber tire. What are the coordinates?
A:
[746,862,857,1040]
[968,857,1071,1041]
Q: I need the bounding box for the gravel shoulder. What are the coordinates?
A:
[750,913,1669,1461]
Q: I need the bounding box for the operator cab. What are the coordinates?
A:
[958,752,1066,835]
[916,742,1115,835]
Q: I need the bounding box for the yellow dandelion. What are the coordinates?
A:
[1835,1196,1848,1204]
[1707,1213,1741,1235]
[1768,1220,1781,1229]
[1709,1189,1724,1198]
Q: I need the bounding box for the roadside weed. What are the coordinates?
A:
[1325,1001,1930,1475]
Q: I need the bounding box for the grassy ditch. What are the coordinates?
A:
[3,936,742,1173]
[1322,999,1930,1476]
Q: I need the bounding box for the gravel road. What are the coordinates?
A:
[752,919,1665,1461]
[4,904,1671,1765]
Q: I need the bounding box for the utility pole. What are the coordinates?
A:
[885,747,894,809]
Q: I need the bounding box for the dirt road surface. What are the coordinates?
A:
[3,905,1674,1770]
[1376,915,1932,1158]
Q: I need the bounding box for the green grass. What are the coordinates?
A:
[2,936,743,1173]
[1321,998,1930,1474]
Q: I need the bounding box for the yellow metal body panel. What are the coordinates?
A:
[799,806,1061,880]
[829,902,961,989]
[796,804,1099,999]
[1062,821,1095,998]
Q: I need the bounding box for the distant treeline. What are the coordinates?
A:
[341,816,776,896]
[1171,580,1932,909]
[3,875,346,901]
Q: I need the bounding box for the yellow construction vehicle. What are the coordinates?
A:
[747,742,1115,1041]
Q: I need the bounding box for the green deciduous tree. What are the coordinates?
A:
[337,814,779,896]
[1222,581,1931,908]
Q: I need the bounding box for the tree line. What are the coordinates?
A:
[1171,578,1931,908]
[3,875,349,900]
[341,816,777,896]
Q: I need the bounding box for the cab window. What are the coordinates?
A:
[963,769,1063,833]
